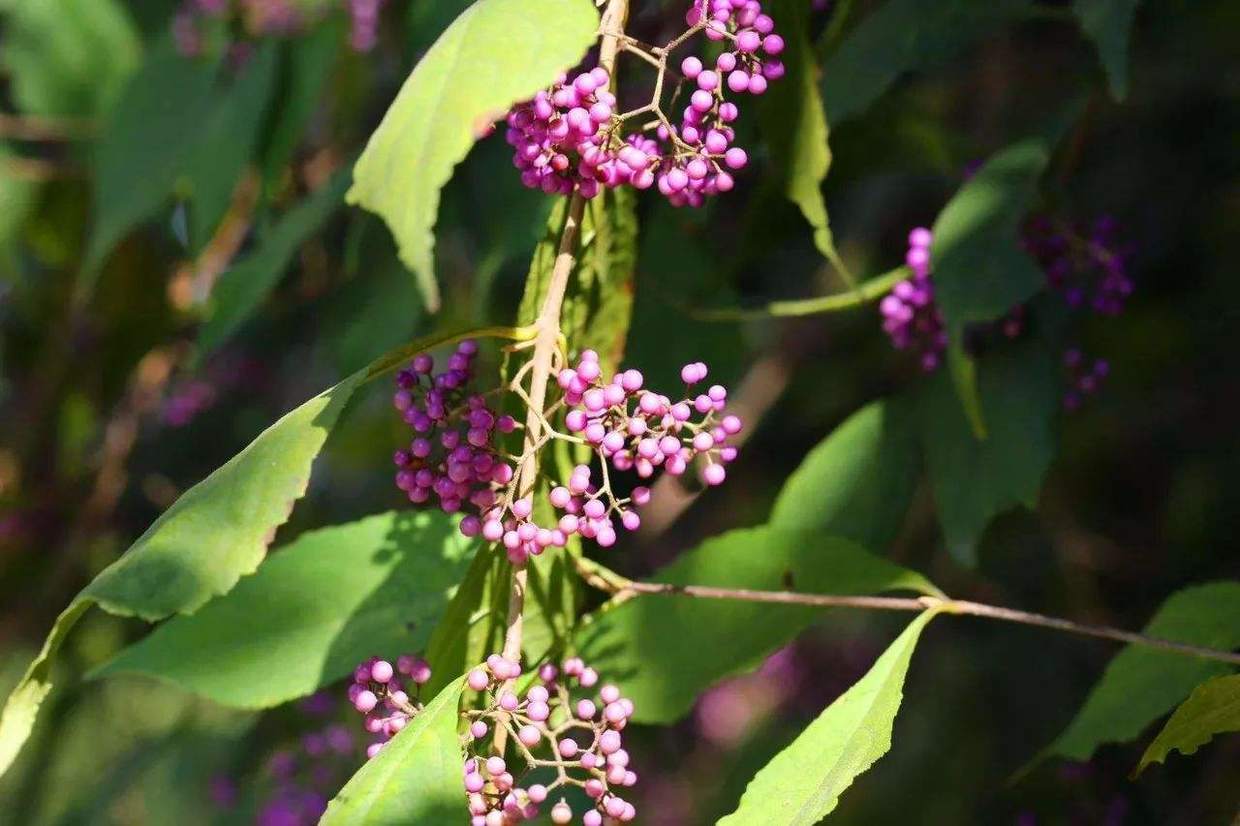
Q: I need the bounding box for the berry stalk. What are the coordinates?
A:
[501,0,632,666]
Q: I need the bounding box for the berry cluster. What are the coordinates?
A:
[463,655,638,825]
[393,345,741,560]
[504,0,783,206]
[392,340,517,515]
[457,351,741,565]
[1024,215,1133,316]
[560,352,740,485]
[1062,348,1110,411]
[879,227,948,372]
[347,655,433,759]
[505,68,619,199]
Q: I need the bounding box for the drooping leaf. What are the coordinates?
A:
[92,512,476,708]
[1074,0,1141,100]
[197,165,351,356]
[1043,582,1240,763]
[320,678,466,825]
[1136,674,1240,774]
[916,339,1059,564]
[820,0,1029,125]
[576,526,941,723]
[760,0,845,276]
[0,326,532,779]
[770,397,920,552]
[0,0,140,117]
[718,609,939,825]
[81,37,221,280]
[346,0,599,311]
[931,138,1050,340]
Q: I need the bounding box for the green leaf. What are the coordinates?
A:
[347,0,599,311]
[760,0,845,277]
[92,512,476,708]
[81,38,220,281]
[262,21,341,191]
[0,326,530,779]
[1074,0,1140,100]
[718,609,939,825]
[1136,674,1240,774]
[182,43,279,250]
[197,165,351,356]
[916,340,1058,564]
[930,138,1050,340]
[820,0,1028,125]
[320,678,466,825]
[1043,581,1240,763]
[0,0,140,117]
[770,398,920,552]
[576,526,940,723]
[422,546,500,698]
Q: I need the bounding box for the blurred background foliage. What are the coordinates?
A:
[0,0,1237,823]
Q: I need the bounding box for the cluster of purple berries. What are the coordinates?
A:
[347,655,433,759]
[392,340,517,516]
[1062,348,1110,411]
[1024,215,1133,316]
[393,344,740,561]
[456,351,741,564]
[504,0,782,206]
[560,351,740,485]
[463,655,638,825]
[879,227,949,372]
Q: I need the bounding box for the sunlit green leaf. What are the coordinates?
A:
[93,512,476,708]
[347,0,599,311]
[320,678,465,825]
[1043,581,1240,763]
[719,610,939,824]
[1136,674,1240,774]
[0,326,531,779]
[576,526,940,723]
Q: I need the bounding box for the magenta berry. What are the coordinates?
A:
[458,654,639,823]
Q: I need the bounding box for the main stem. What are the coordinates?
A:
[500,0,630,665]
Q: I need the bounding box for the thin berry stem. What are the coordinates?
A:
[574,558,1240,666]
[501,0,631,666]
